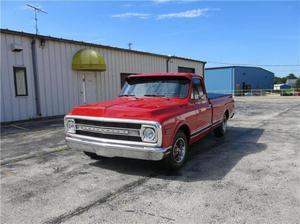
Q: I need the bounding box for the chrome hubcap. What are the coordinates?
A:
[173,137,186,163]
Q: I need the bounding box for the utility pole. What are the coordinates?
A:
[26,4,47,35]
[128,42,132,50]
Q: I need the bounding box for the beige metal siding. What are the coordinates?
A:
[34,41,170,118]
[1,32,204,122]
[169,58,204,76]
[0,33,36,122]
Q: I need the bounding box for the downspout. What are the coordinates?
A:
[166,56,174,72]
[232,68,235,96]
[202,62,207,78]
[31,38,41,116]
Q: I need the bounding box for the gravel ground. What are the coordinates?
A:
[1,96,300,224]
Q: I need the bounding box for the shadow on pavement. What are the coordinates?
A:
[90,126,266,182]
[1,117,64,136]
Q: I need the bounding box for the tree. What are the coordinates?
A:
[286,73,298,79]
[295,79,300,89]
[274,76,286,84]
[274,74,299,85]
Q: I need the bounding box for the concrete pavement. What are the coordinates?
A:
[1,97,300,224]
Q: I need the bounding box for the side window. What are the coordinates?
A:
[198,83,204,99]
[192,79,200,100]
[13,67,28,96]
[192,78,205,101]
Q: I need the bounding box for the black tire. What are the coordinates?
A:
[214,114,228,137]
[83,151,103,160]
[162,130,189,170]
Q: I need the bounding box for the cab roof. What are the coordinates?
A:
[128,73,201,80]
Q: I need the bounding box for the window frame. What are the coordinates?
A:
[120,77,190,99]
[191,78,206,101]
[13,66,28,97]
[120,73,137,89]
[178,66,195,73]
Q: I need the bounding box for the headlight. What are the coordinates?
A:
[142,127,156,142]
[65,119,76,134]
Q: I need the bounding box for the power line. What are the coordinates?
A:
[206,61,300,67]
[26,4,47,35]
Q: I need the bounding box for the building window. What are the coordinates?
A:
[13,67,28,96]
[178,66,195,73]
[120,73,136,88]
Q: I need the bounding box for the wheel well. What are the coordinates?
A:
[178,124,191,142]
[225,110,229,120]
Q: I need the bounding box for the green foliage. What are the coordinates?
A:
[286,73,298,79]
[295,79,300,89]
[274,76,287,84]
[274,73,299,84]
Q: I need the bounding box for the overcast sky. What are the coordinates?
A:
[1,0,300,77]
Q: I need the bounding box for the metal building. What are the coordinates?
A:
[204,66,274,94]
[0,29,205,123]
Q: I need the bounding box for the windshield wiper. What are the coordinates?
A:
[119,94,136,97]
[144,94,166,97]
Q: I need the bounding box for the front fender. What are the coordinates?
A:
[162,119,191,147]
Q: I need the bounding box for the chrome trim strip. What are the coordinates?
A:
[190,119,223,139]
[212,119,223,127]
[67,132,160,147]
[66,136,171,161]
[65,115,159,125]
[191,124,211,136]
[191,125,211,138]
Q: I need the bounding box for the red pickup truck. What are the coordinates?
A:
[65,73,234,169]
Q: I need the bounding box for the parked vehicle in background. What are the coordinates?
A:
[65,73,235,169]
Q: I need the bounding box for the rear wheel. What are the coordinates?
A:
[162,131,188,170]
[214,114,228,137]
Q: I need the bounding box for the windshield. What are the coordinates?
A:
[119,77,190,98]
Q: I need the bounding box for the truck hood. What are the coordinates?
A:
[69,97,187,121]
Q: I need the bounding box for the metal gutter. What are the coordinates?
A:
[166,56,174,72]
[31,39,41,116]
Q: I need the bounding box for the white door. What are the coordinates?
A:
[80,73,97,104]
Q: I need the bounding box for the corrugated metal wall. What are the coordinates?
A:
[1,33,37,122]
[205,68,234,94]
[169,58,203,74]
[234,67,274,90]
[204,66,274,94]
[1,32,204,122]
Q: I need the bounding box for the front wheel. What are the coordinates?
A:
[162,131,188,170]
[214,114,228,137]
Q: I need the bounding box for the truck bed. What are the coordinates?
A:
[207,93,234,124]
[207,93,233,100]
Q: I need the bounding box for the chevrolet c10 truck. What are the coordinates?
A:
[65,73,235,169]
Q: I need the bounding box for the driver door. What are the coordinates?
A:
[190,78,212,137]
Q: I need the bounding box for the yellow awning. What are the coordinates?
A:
[72,49,106,71]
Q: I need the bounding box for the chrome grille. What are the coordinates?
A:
[74,119,142,142]
[74,119,141,129]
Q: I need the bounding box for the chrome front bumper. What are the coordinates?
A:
[66,135,171,161]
